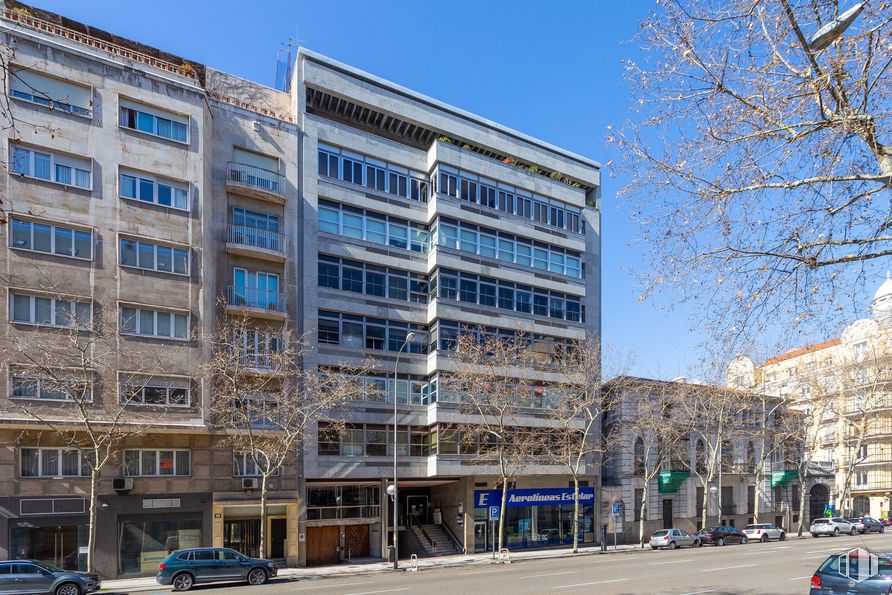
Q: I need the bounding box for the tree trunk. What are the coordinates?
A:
[87,467,99,572]
[638,481,648,548]
[498,479,508,556]
[797,476,808,537]
[700,483,709,529]
[572,476,580,553]
[259,474,269,559]
[753,465,762,524]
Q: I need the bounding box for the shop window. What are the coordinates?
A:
[117,518,201,575]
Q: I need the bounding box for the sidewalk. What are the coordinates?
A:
[100,543,644,593]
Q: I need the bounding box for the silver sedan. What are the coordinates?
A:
[649,528,701,549]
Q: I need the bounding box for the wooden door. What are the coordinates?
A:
[306,526,340,566]
[344,524,369,559]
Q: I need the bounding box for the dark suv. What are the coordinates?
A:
[811,551,892,594]
[156,548,277,592]
[0,560,100,595]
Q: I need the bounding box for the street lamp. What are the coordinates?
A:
[390,331,416,571]
[808,2,865,51]
[709,486,718,525]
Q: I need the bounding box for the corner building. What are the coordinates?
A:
[295,50,601,564]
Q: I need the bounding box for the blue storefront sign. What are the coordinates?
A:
[474,487,596,508]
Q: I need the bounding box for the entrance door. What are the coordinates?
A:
[406,496,429,524]
[662,499,673,529]
[306,526,339,566]
[13,526,82,570]
[269,519,287,559]
[474,521,488,552]
[344,525,369,559]
[224,520,261,558]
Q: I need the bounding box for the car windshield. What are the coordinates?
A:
[35,562,62,573]
[652,530,669,537]
[745,525,761,530]
[813,519,830,524]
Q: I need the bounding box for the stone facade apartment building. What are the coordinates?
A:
[602,377,802,543]
[0,0,601,577]
[729,276,892,522]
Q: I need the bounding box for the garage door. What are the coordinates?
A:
[306,526,339,566]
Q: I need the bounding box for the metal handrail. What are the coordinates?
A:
[226,286,286,313]
[438,520,465,553]
[412,516,437,554]
[306,505,381,520]
[228,162,284,194]
[227,225,286,253]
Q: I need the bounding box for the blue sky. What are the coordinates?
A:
[30,0,723,378]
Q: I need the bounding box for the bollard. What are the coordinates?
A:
[409,554,419,572]
[601,525,607,552]
[499,548,511,564]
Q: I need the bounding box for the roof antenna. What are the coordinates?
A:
[275,27,305,93]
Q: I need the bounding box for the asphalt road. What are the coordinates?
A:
[126,531,892,595]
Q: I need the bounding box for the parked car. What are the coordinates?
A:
[0,560,100,595]
[156,547,277,592]
[696,526,748,546]
[538,528,561,542]
[810,551,892,594]
[649,528,701,549]
[850,516,885,534]
[743,523,786,543]
[810,517,856,537]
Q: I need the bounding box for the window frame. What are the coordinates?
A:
[20,447,91,478]
[8,67,93,118]
[119,305,190,340]
[9,292,92,329]
[9,369,93,403]
[119,378,191,407]
[119,236,190,276]
[118,98,190,144]
[10,144,93,190]
[119,168,190,211]
[123,449,191,477]
[9,217,94,261]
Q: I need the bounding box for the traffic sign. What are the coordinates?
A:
[488,505,500,521]
[612,502,623,516]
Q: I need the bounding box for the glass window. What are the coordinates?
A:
[366,216,387,244]
[460,228,477,253]
[319,204,340,234]
[366,270,386,297]
[479,233,497,258]
[117,518,201,576]
[9,219,92,260]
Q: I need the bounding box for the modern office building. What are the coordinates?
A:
[0,0,601,576]
[295,50,601,565]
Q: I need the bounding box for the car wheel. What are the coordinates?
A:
[247,568,268,586]
[651,546,658,550]
[717,537,724,546]
[760,534,768,543]
[172,572,195,592]
[851,528,857,536]
[669,541,677,550]
[740,536,748,545]
[881,526,885,534]
[779,532,786,541]
[833,528,839,536]
[55,583,81,595]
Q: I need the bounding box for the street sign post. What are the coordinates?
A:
[489,505,500,521]
[612,502,623,516]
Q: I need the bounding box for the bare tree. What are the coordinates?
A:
[613,378,688,547]
[676,383,747,529]
[202,312,365,559]
[3,299,174,572]
[748,391,792,524]
[612,0,892,343]
[443,332,550,555]
[545,338,630,552]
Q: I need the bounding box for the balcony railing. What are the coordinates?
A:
[226,225,286,254]
[238,352,278,370]
[227,286,286,314]
[228,162,284,195]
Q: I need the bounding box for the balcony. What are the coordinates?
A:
[226,162,286,204]
[225,225,286,262]
[226,286,287,320]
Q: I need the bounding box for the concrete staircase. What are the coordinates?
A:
[409,523,461,556]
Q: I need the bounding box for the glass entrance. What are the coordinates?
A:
[10,525,86,570]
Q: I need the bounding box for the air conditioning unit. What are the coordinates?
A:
[242,477,259,490]
[113,477,133,492]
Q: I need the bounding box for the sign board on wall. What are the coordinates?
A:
[474,487,596,509]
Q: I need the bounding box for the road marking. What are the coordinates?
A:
[344,590,410,595]
[465,569,513,576]
[653,558,694,565]
[742,549,774,555]
[789,575,814,581]
[518,571,577,579]
[296,583,373,591]
[807,547,846,553]
[700,563,754,572]
[679,590,716,595]
[556,578,630,589]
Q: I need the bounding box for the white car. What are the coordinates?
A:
[743,523,786,542]
[810,517,856,537]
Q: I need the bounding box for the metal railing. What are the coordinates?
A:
[228,162,284,195]
[306,505,380,520]
[226,286,286,313]
[238,352,278,370]
[227,225,286,254]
